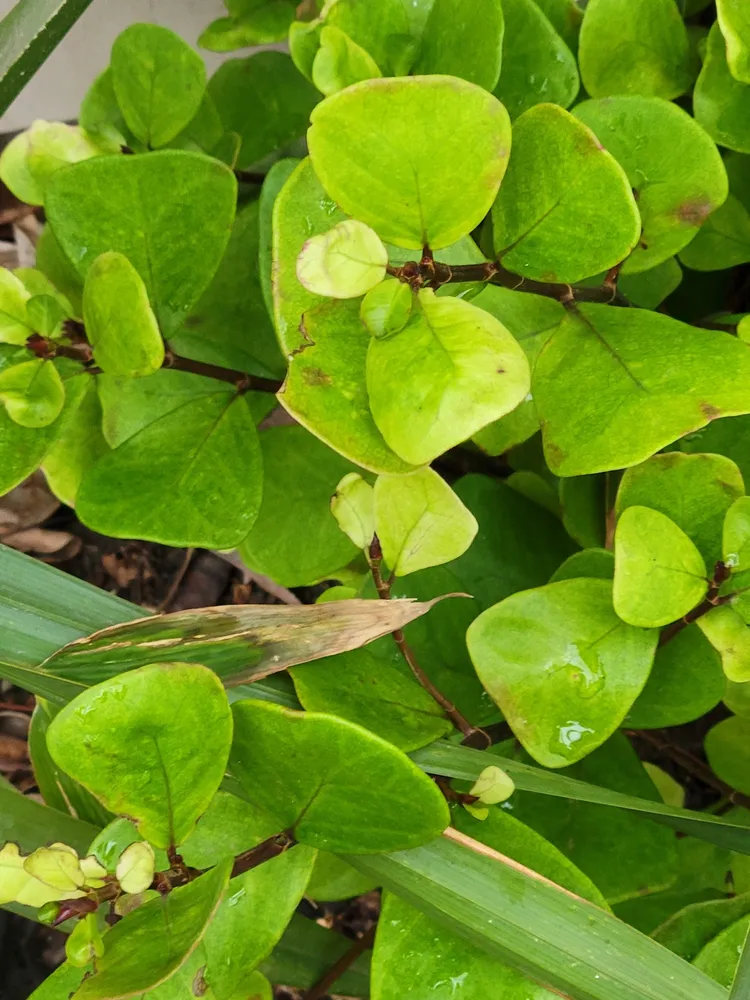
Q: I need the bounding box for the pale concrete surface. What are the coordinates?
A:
[0,0,235,132]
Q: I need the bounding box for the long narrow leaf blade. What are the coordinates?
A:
[0,777,98,853]
[41,598,450,685]
[411,741,750,856]
[347,831,727,1000]
[731,924,750,999]
[0,0,97,116]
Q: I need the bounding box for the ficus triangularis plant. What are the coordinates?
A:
[6,0,750,997]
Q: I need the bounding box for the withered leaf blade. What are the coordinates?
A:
[41,598,457,688]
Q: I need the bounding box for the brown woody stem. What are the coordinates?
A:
[302,925,377,1000]
[368,538,489,748]
[161,350,283,394]
[658,561,733,647]
[229,830,297,878]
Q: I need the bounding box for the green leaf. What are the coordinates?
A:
[83,252,164,378]
[559,474,606,549]
[205,845,315,1000]
[0,353,86,495]
[413,0,504,92]
[259,158,299,321]
[75,860,231,999]
[47,663,233,848]
[717,0,750,84]
[290,637,453,750]
[200,4,297,50]
[35,224,83,318]
[306,851,378,901]
[229,699,450,852]
[280,298,417,474]
[492,103,640,283]
[705,717,750,796]
[625,625,725,729]
[367,290,530,465]
[492,733,679,904]
[0,130,45,206]
[312,24,382,96]
[695,24,750,155]
[0,267,33,344]
[574,97,728,275]
[619,257,683,309]
[725,678,750,718]
[653,892,750,962]
[297,219,388,298]
[0,358,65,428]
[550,548,615,583]
[23,120,103,200]
[272,157,348,354]
[534,305,750,477]
[470,287,565,456]
[110,23,206,149]
[468,578,658,766]
[694,914,750,988]
[330,472,375,551]
[533,0,583,48]
[349,831,725,1000]
[79,68,134,152]
[308,75,511,250]
[26,293,67,336]
[616,452,744,567]
[374,467,477,576]
[374,803,607,1000]
[0,0,97,118]
[45,150,237,337]
[42,378,109,507]
[258,913,372,995]
[238,425,363,587]
[360,277,414,340]
[26,962,87,1000]
[42,596,446,688]
[410,740,750,854]
[614,506,708,628]
[578,0,692,100]
[76,391,262,549]
[493,0,579,119]
[680,195,750,271]
[208,51,319,169]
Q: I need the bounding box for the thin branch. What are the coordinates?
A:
[230,830,297,878]
[156,548,195,612]
[658,561,733,647]
[633,729,750,812]
[162,351,283,394]
[303,925,376,1000]
[368,538,489,748]
[387,259,631,307]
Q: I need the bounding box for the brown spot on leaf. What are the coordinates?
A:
[701,402,722,421]
[303,367,332,386]
[677,199,713,226]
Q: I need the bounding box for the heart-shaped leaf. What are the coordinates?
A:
[312,24,382,96]
[308,75,511,250]
[534,304,750,476]
[229,700,450,852]
[716,0,750,84]
[75,860,231,999]
[47,663,233,848]
[297,219,388,299]
[367,290,530,465]
[111,24,207,148]
[0,358,65,428]
[280,298,417,474]
[45,151,237,337]
[616,452,744,567]
[578,0,692,100]
[467,578,658,766]
[492,103,640,283]
[76,391,262,549]
[574,97,728,274]
[83,252,164,378]
[695,24,750,154]
[374,467,478,576]
[614,506,708,628]
[494,0,579,119]
[698,605,750,682]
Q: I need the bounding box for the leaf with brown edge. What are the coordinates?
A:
[41,597,461,689]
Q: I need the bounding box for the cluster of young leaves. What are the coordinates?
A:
[5,0,750,995]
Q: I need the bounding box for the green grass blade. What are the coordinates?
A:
[731,924,750,999]
[0,0,97,116]
[348,831,727,1000]
[411,741,750,855]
